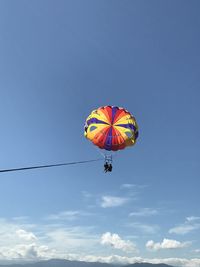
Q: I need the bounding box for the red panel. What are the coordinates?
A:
[113,109,127,124]
[93,126,111,149]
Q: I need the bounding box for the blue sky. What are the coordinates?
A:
[0,0,200,266]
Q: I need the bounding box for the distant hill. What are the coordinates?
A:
[126,263,173,267]
[0,259,174,267]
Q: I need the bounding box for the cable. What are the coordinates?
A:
[0,158,103,173]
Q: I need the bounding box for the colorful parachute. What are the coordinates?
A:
[84,106,138,151]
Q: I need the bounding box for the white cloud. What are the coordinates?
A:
[16,229,37,242]
[146,238,190,250]
[169,217,200,235]
[0,219,98,260]
[0,243,54,260]
[1,252,195,267]
[0,217,199,267]
[40,253,200,267]
[129,208,158,217]
[0,219,53,260]
[100,196,129,208]
[0,219,36,248]
[1,217,200,267]
[100,232,138,253]
[31,254,200,267]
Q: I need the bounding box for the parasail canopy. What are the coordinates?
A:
[84,106,138,151]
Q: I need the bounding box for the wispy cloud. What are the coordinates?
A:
[186,216,200,222]
[120,184,136,189]
[45,226,98,252]
[100,196,129,208]
[169,216,200,235]
[169,224,200,235]
[46,210,91,221]
[146,238,190,250]
[100,232,138,253]
[128,222,159,234]
[12,216,29,222]
[129,208,158,217]
[120,184,147,199]
[120,184,147,189]
[82,191,93,199]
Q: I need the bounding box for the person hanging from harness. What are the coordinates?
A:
[104,155,113,172]
[104,162,109,172]
[108,163,112,172]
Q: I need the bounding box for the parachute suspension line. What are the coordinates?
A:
[94,146,106,159]
[94,146,119,164]
[104,154,112,164]
[0,158,103,174]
